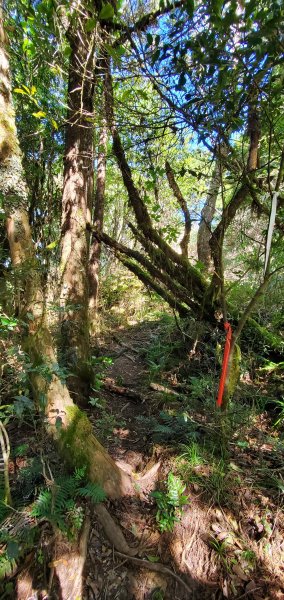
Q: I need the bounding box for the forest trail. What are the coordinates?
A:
[83,319,220,600]
[79,320,284,600]
[6,319,284,600]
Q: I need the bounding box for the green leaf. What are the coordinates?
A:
[6,541,20,560]
[85,17,97,32]
[63,45,72,58]
[137,89,148,101]
[177,72,186,89]
[14,88,28,95]
[32,111,46,119]
[146,33,153,47]
[51,119,59,130]
[146,555,160,563]
[185,0,194,16]
[46,240,58,250]
[99,3,114,20]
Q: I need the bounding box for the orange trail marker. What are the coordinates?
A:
[216,322,232,408]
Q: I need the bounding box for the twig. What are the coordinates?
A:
[114,551,193,597]
[235,587,261,599]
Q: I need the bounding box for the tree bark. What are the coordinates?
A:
[0,8,131,499]
[165,160,191,257]
[59,24,94,383]
[89,63,108,329]
[197,159,220,270]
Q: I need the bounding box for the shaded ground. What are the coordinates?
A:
[2,318,284,599]
[82,319,284,600]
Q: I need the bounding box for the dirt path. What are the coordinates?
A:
[83,322,224,600]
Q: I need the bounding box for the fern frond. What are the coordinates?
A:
[31,489,52,518]
[0,554,17,579]
[78,482,106,504]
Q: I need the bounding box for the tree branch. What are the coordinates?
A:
[114,1,184,45]
[165,160,191,257]
[119,256,189,318]
[93,228,198,313]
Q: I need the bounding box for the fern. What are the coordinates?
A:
[31,489,52,519]
[136,412,199,444]
[14,457,43,505]
[151,473,188,532]
[31,470,105,536]
[0,553,17,579]
[78,482,106,503]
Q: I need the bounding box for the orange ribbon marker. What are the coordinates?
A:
[216,322,232,408]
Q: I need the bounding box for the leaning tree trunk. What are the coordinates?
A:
[197,159,220,270]
[0,8,130,499]
[59,24,95,387]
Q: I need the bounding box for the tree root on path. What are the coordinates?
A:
[115,551,193,597]
[103,377,144,402]
[94,503,138,556]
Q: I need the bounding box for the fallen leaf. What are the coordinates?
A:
[222,578,230,598]
[217,531,229,541]
[211,522,222,533]
[232,564,249,581]
[245,580,257,593]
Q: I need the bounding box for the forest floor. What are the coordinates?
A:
[82,317,284,600]
[3,316,284,600]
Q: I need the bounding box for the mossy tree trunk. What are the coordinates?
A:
[59,21,95,388]
[89,58,108,330]
[0,8,131,499]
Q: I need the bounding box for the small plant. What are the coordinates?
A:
[136,411,199,445]
[208,536,231,570]
[274,397,284,427]
[88,396,106,409]
[151,473,188,532]
[188,375,216,401]
[179,441,204,467]
[89,355,113,391]
[189,459,231,505]
[95,413,123,441]
[241,549,256,566]
[31,467,106,537]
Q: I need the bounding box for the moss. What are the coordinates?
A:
[0,113,20,161]
[244,318,284,355]
[223,343,241,408]
[59,404,93,472]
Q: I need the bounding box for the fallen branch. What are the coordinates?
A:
[115,551,193,597]
[113,336,141,354]
[150,382,180,396]
[103,377,144,401]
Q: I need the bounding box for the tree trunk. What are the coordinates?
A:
[0,8,131,499]
[89,67,108,331]
[197,159,220,270]
[59,25,94,385]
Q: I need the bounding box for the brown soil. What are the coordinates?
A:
[4,319,284,600]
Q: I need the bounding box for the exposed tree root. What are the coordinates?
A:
[115,551,194,597]
[94,503,138,556]
[50,517,91,600]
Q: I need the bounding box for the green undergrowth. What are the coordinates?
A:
[0,461,105,585]
[134,311,284,507]
[151,472,188,532]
